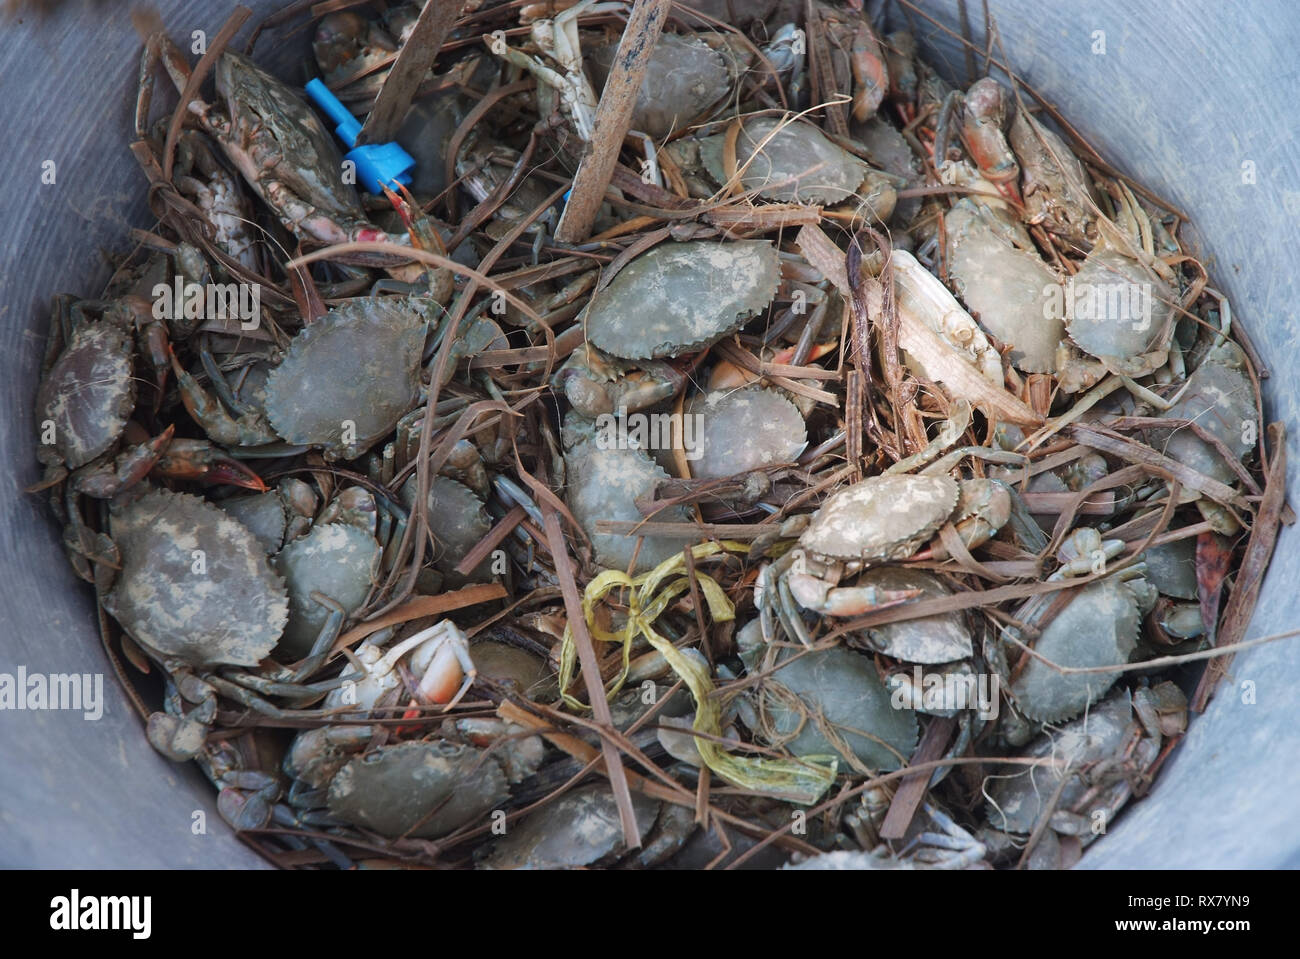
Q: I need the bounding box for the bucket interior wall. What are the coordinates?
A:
[1,1,1295,867]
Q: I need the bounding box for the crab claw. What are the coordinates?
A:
[72,425,175,498]
[152,438,267,491]
[382,182,448,256]
[788,571,923,617]
[961,78,1023,206]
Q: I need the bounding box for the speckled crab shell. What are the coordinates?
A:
[854,567,972,663]
[583,239,780,361]
[263,296,428,459]
[799,473,960,563]
[327,739,508,839]
[104,489,287,668]
[683,387,807,479]
[1009,576,1140,723]
[35,320,135,470]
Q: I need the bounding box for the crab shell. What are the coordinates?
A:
[946,198,1064,374]
[986,691,1133,833]
[1064,248,1175,375]
[564,431,692,574]
[104,489,287,668]
[215,52,370,239]
[36,320,136,470]
[854,567,972,663]
[1008,108,1099,252]
[583,239,780,361]
[799,473,960,563]
[759,644,918,771]
[700,116,887,209]
[1148,340,1254,485]
[1009,576,1140,723]
[399,474,493,586]
[263,296,427,459]
[682,387,807,479]
[327,739,508,839]
[480,782,661,869]
[588,32,731,140]
[1139,538,1198,601]
[272,523,381,660]
[218,488,290,553]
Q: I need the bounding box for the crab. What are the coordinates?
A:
[552,343,687,419]
[561,412,693,573]
[100,490,286,752]
[217,477,326,554]
[1059,184,1179,389]
[273,522,382,660]
[398,473,494,586]
[479,782,674,869]
[454,133,559,259]
[582,238,781,361]
[887,249,1005,386]
[695,115,896,215]
[735,617,919,774]
[945,197,1065,375]
[35,291,261,502]
[679,386,807,479]
[323,618,479,715]
[795,803,988,870]
[587,30,738,140]
[1008,105,1101,252]
[851,567,973,664]
[142,39,411,261]
[169,129,260,271]
[311,9,398,100]
[1003,529,1156,723]
[1148,338,1255,532]
[485,0,623,142]
[984,685,1183,857]
[280,716,543,842]
[759,475,1011,631]
[173,295,429,458]
[326,739,510,840]
[804,0,890,130]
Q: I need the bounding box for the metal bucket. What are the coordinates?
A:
[1,0,1296,867]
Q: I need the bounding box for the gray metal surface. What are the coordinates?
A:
[0,0,1296,867]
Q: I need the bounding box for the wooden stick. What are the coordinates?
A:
[358,0,466,144]
[539,498,642,848]
[554,0,672,243]
[1192,422,1288,711]
[879,716,955,840]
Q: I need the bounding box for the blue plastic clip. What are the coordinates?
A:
[305,78,415,195]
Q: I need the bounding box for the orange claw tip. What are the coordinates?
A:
[195,459,268,492]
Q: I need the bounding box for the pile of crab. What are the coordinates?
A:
[29,0,1284,869]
